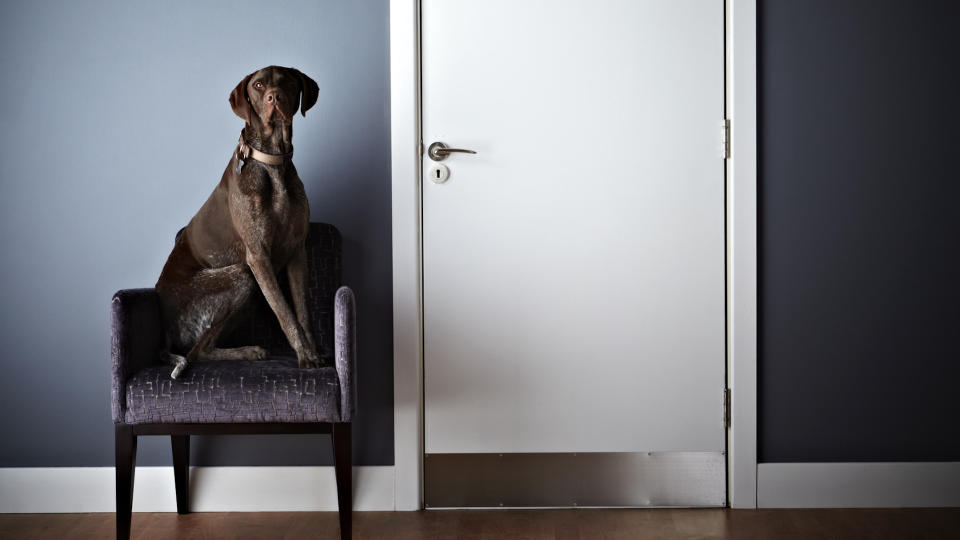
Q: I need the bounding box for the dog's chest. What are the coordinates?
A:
[266,168,291,216]
[260,166,308,259]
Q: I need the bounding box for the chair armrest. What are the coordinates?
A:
[111,288,163,423]
[334,286,357,422]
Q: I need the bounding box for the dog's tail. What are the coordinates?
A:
[155,295,187,379]
[158,228,186,379]
[166,352,188,379]
[158,336,187,379]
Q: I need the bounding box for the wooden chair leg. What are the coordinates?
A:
[333,422,352,540]
[115,424,137,540]
[171,435,190,514]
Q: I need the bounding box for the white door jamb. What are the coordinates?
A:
[726,0,758,509]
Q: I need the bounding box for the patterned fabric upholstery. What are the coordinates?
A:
[111,288,164,423]
[334,286,357,422]
[124,358,341,424]
[110,223,355,424]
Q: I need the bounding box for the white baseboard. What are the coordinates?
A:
[0,466,395,513]
[12,462,955,512]
[758,462,960,508]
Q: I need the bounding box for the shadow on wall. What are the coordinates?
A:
[0,0,392,467]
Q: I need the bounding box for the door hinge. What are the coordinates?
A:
[723,388,732,428]
[721,119,731,159]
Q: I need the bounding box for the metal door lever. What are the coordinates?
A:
[428,141,477,161]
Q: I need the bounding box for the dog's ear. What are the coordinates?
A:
[229,74,253,122]
[293,69,319,116]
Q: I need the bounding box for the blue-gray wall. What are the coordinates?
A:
[10,0,955,471]
[0,0,392,466]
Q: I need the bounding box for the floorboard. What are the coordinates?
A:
[1,509,958,539]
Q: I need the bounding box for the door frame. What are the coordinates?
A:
[389,0,758,510]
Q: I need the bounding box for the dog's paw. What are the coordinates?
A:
[298,358,323,369]
[298,349,325,369]
[239,346,268,361]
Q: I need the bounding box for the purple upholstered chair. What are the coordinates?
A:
[110,223,356,540]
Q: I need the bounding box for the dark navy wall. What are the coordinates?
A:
[759,0,960,462]
[0,0,392,467]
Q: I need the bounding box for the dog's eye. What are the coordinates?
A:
[254,81,264,90]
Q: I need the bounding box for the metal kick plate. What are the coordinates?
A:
[424,452,726,508]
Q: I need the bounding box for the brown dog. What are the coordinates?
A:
[156,66,322,379]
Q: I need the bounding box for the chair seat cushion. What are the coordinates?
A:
[124,358,341,424]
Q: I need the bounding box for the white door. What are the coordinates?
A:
[422,0,726,507]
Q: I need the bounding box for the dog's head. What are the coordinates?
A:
[229,66,319,126]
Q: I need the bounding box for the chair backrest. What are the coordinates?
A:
[219,222,342,359]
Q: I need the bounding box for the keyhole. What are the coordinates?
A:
[429,164,449,183]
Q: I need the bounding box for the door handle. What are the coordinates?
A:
[428,141,477,161]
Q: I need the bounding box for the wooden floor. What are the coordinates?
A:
[1,509,959,539]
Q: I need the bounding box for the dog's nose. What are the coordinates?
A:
[265,90,283,104]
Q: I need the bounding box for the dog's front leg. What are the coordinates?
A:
[245,250,323,368]
[287,247,318,353]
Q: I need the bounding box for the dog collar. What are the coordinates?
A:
[235,133,293,173]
